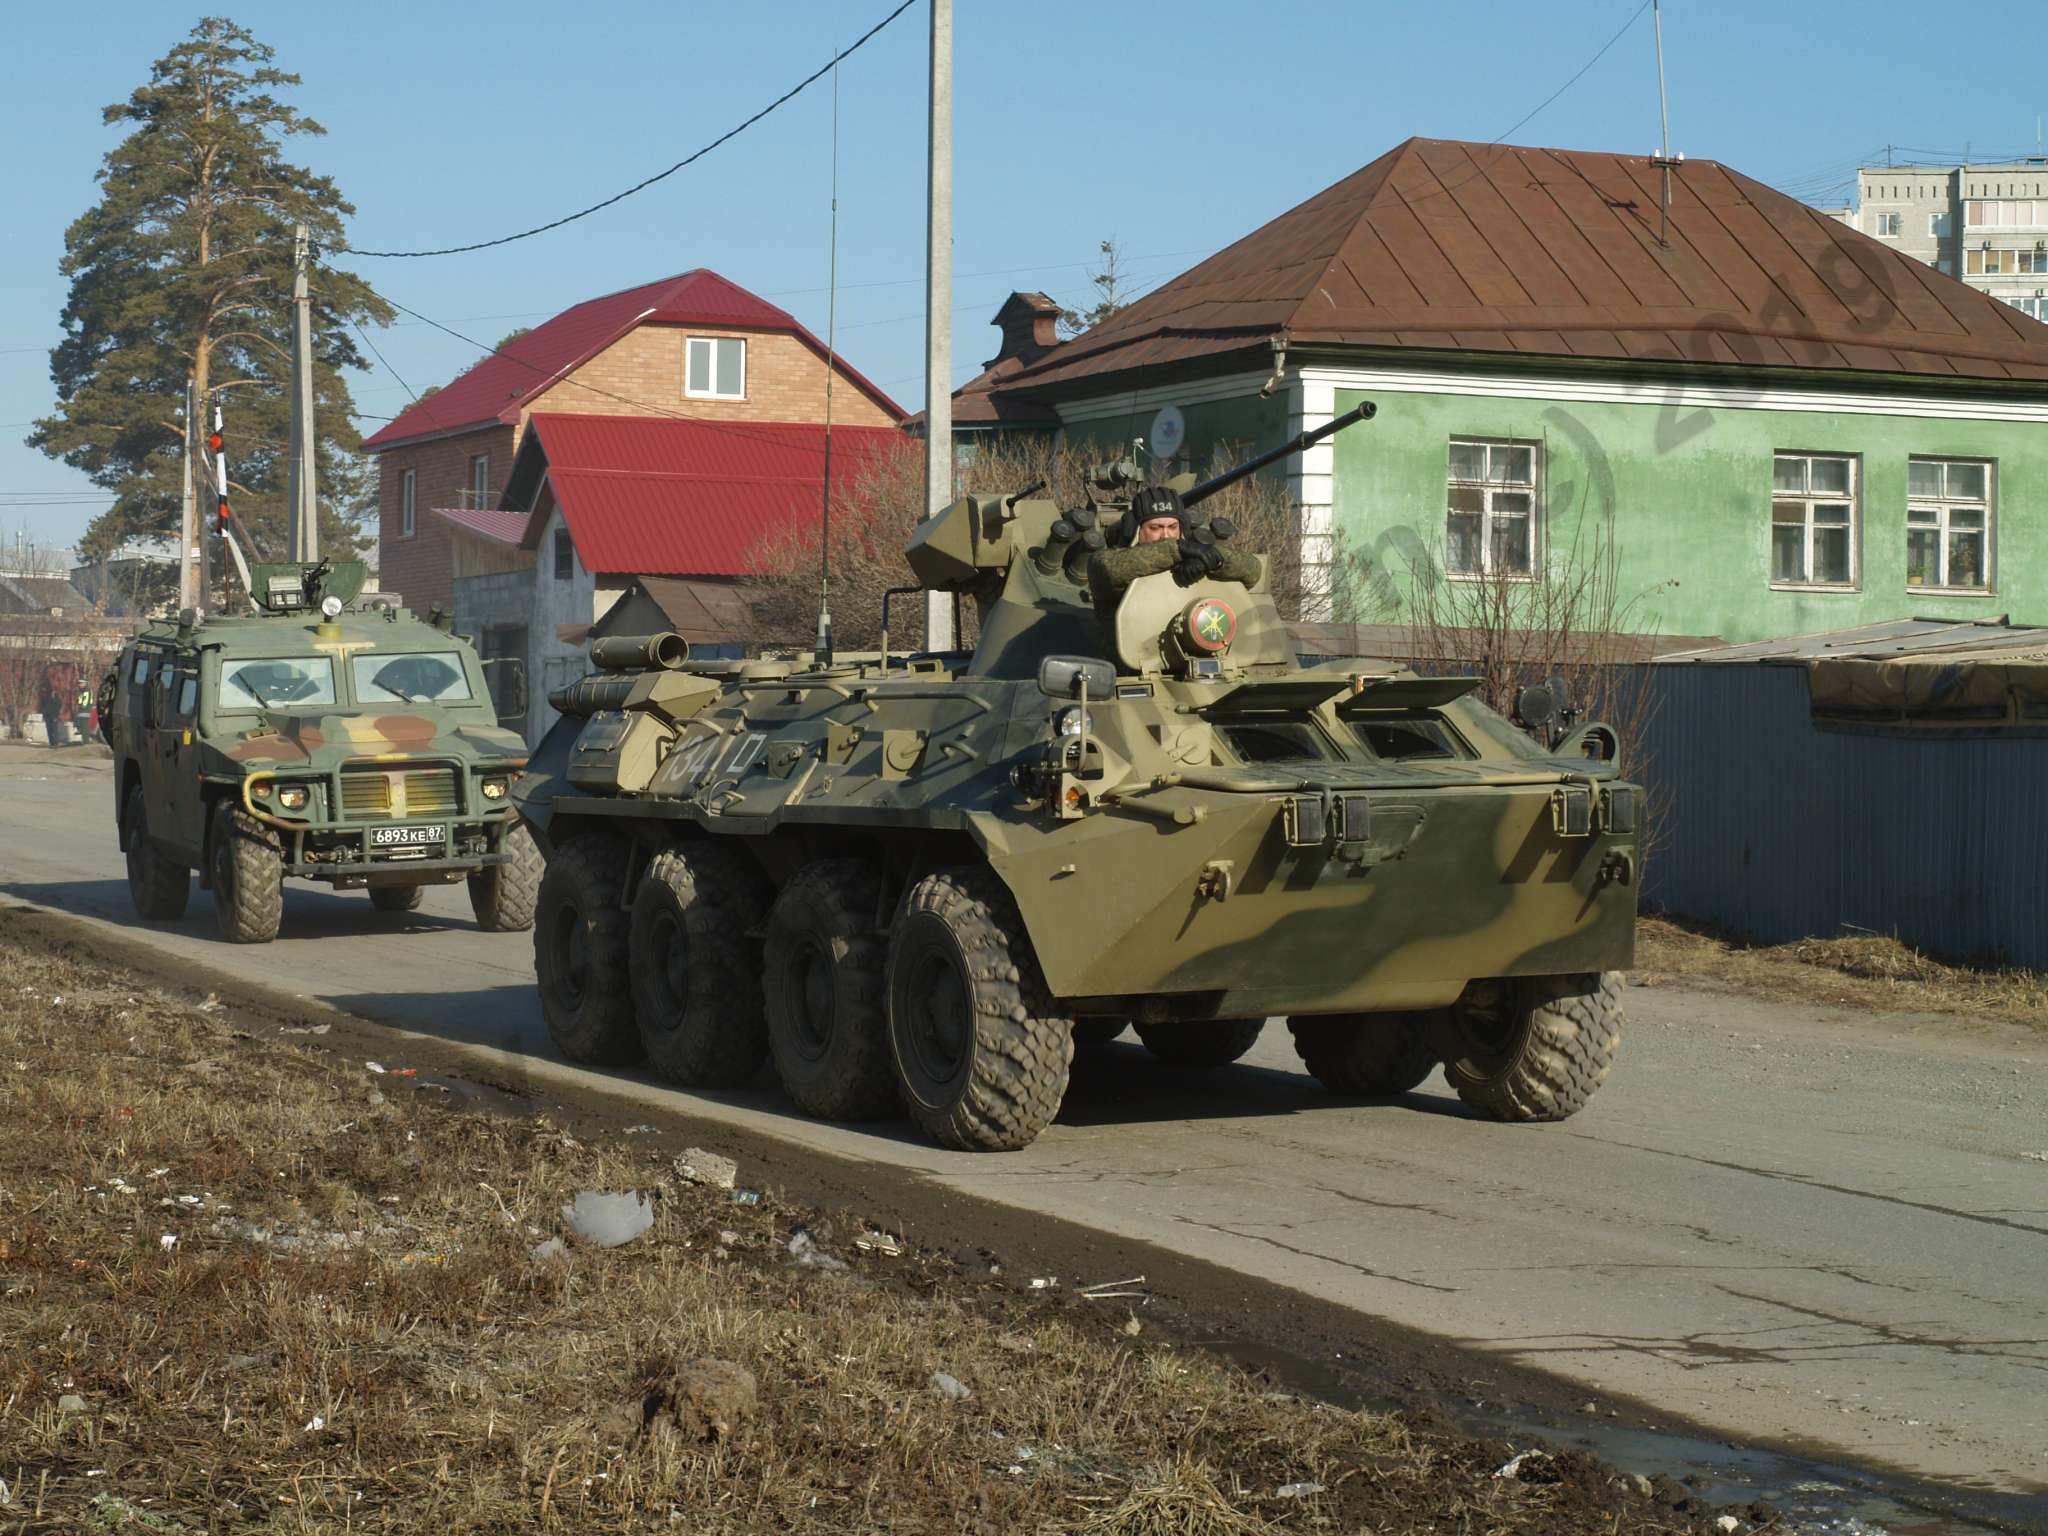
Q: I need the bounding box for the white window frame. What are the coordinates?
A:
[685,335,747,400]
[400,468,416,538]
[1770,453,1860,592]
[1929,211,1951,238]
[1872,211,1903,238]
[1906,458,1994,594]
[1444,436,1541,581]
[469,453,490,510]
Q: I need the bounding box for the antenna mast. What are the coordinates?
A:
[815,48,841,666]
[1649,0,1681,245]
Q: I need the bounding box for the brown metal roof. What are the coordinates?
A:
[1001,138,2048,395]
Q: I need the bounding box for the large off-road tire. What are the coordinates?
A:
[1440,972,1624,1122]
[1071,1019,1126,1049]
[208,804,283,945]
[123,784,189,921]
[469,820,541,932]
[533,832,641,1066]
[369,884,425,913]
[1289,1012,1438,1095]
[763,860,897,1120]
[1134,1018,1264,1068]
[630,841,771,1088]
[887,866,1073,1152]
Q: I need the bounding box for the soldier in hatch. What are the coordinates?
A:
[1086,484,1262,634]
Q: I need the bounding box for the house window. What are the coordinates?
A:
[469,454,490,509]
[553,526,574,582]
[685,336,746,399]
[1907,459,1992,592]
[1872,212,1902,237]
[1445,438,1538,578]
[401,469,416,537]
[1930,212,1952,238]
[1771,454,1858,589]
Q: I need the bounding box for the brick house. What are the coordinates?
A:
[363,268,905,615]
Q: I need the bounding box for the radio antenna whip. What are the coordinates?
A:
[814,47,842,665]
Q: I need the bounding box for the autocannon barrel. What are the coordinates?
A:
[549,673,639,717]
[589,632,688,671]
[1182,400,1376,508]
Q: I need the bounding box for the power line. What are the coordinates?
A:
[1492,0,1653,146]
[339,0,918,260]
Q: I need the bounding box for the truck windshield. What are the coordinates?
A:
[351,653,473,704]
[218,657,337,709]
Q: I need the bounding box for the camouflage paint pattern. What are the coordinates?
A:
[518,479,1640,1024]
[106,565,528,883]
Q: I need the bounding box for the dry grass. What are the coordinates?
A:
[1637,914,2048,1031]
[0,920,1716,1533]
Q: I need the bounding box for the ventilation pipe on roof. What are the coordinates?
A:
[1258,336,1289,399]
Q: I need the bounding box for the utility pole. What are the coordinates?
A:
[922,0,954,651]
[287,223,318,562]
[179,378,201,613]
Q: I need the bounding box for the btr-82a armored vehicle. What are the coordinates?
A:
[515,403,1638,1151]
[103,559,541,943]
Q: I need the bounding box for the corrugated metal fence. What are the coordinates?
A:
[1634,662,2048,968]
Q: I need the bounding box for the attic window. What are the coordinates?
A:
[553,526,574,582]
[686,336,746,400]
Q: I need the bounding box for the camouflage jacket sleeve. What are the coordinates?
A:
[1087,542,1181,618]
[1211,547,1264,586]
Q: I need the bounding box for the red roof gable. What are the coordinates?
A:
[431,505,529,545]
[362,270,904,450]
[510,413,910,578]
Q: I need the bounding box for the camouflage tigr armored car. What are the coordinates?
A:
[103,559,541,943]
[516,404,1639,1151]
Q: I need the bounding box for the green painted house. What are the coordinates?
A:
[963,138,2048,642]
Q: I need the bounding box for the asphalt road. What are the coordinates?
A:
[5,747,2044,1501]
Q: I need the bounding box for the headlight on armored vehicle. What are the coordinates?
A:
[277,785,309,811]
[1053,707,1090,738]
[481,776,509,800]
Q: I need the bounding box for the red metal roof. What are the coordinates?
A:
[431,505,529,545]
[511,413,910,577]
[1001,138,2048,393]
[363,270,904,450]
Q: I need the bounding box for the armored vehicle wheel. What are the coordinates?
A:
[1288,1013,1437,1095]
[763,860,897,1120]
[123,784,189,921]
[887,866,1073,1152]
[632,842,771,1088]
[534,833,642,1066]
[1071,1019,1126,1049]
[1439,972,1623,1122]
[470,820,541,932]
[209,804,282,944]
[369,884,424,913]
[1134,1018,1263,1068]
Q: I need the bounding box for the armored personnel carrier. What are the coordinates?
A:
[515,404,1639,1151]
[103,559,541,943]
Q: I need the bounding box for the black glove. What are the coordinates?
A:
[1171,537,1225,586]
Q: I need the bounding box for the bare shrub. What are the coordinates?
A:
[1400,514,1672,858]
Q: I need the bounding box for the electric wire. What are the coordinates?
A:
[337,0,917,259]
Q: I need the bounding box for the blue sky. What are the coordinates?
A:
[4,0,2044,555]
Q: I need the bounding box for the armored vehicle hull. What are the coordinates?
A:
[104,561,541,943]
[517,406,1640,1151]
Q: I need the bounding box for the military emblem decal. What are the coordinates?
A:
[1184,597,1238,654]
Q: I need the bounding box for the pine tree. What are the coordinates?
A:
[29,17,393,567]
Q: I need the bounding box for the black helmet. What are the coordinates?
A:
[1118,484,1186,544]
